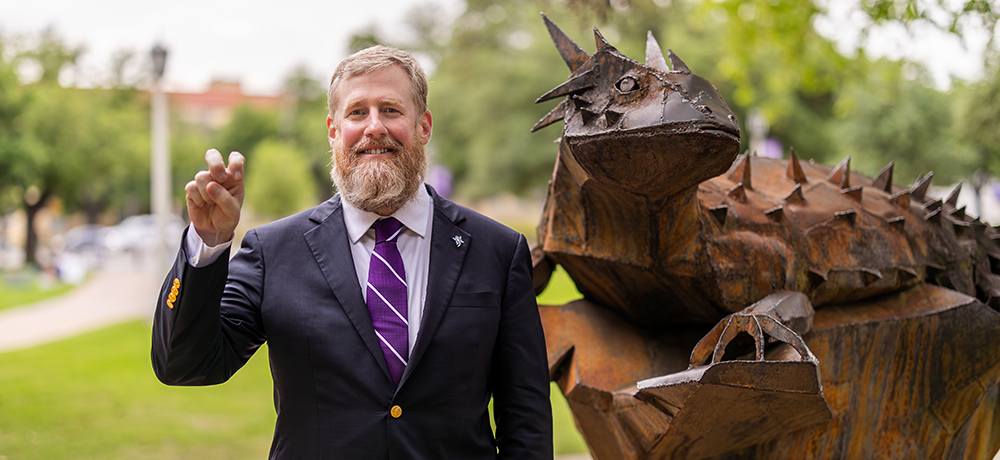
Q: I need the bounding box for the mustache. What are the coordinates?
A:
[352,137,405,155]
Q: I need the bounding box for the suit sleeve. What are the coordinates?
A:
[492,233,554,459]
[151,227,267,386]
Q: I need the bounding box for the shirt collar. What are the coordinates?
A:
[343,185,432,244]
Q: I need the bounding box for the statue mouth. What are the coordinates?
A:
[698,125,741,142]
[565,120,741,144]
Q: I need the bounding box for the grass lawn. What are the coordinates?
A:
[0,269,74,313]
[0,267,588,459]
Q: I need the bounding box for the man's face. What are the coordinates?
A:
[327,65,433,215]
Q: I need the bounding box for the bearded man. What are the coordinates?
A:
[151,45,553,460]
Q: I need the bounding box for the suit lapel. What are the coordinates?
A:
[399,191,470,388]
[303,197,391,382]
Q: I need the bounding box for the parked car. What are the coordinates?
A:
[50,224,113,283]
[104,214,185,254]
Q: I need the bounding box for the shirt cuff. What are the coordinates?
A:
[185,223,233,267]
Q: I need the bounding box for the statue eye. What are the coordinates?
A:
[616,76,639,93]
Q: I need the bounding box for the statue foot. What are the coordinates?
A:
[634,292,831,458]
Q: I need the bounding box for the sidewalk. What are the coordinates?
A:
[0,253,163,353]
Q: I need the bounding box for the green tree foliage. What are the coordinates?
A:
[215,104,280,162]
[0,38,30,216]
[243,139,318,218]
[953,69,1000,175]
[1,30,149,264]
[365,0,999,200]
[282,66,336,201]
[423,2,583,198]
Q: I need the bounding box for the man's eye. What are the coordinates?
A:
[349,109,366,116]
[383,108,400,113]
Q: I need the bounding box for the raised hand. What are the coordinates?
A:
[185,149,245,247]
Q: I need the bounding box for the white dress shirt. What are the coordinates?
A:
[185,186,434,353]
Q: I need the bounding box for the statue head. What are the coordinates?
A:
[535,15,741,200]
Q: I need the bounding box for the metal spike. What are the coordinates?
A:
[808,268,828,290]
[925,208,943,224]
[580,108,600,124]
[910,172,934,202]
[970,220,988,238]
[827,156,851,189]
[594,27,614,50]
[728,184,748,203]
[952,220,970,236]
[708,205,728,226]
[531,100,568,132]
[923,199,943,213]
[666,49,691,73]
[834,209,857,225]
[570,95,593,109]
[898,266,919,283]
[872,162,894,193]
[541,13,590,72]
[786,147,807,184]
[862,268,883,287]
[887,215,906,231]
[604,109,623,126]
[889,191,911,209]
[645,31,670,72]
[764,206,784,222]
[536,69,597,103]
[950,206,967,221]
[728,152,752,190]
[945,182,962,207]
[926,263,946,283]
[841,186,863,202]
[784,184,806,205]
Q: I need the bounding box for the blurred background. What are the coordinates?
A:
[1,0,999,458]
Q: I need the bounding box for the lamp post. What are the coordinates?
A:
[150,44,171,269]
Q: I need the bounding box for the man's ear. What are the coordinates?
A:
[326,115,337,145]
[418,110,433,145]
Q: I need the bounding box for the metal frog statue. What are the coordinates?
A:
[530,14,1000,460]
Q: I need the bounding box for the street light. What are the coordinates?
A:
[151,44,167,79]
[150,44,171,269]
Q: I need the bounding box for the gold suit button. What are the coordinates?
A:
[390,405,402,418]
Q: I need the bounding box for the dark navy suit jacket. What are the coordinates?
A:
[151,186,553,459]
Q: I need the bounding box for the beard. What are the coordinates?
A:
[331,133,428,215]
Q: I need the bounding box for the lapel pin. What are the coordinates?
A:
[452,235,464,248]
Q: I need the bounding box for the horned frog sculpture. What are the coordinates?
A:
[531,15,1000,460]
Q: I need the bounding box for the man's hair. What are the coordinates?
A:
[327,45,429,119]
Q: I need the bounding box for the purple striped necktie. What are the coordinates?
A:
[366,217,408,386]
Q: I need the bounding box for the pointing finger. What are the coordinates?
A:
[227,151,245,182]
[205,148,228,183]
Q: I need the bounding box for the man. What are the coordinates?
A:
[151,45,553,459]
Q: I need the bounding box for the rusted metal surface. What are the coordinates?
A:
[532,14,1000,460]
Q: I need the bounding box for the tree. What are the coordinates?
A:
[2,29,149,265]
[359,0,998,200]
[215,104,280,162]
[243,139,318,218]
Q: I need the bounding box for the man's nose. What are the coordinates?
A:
[364,112,388,137]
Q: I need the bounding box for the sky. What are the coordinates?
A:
[0,0,990,95]
[0,0,462,95]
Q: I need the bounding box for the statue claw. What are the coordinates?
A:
[690,291,817,367]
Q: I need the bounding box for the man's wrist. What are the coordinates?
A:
[186,223,234,267]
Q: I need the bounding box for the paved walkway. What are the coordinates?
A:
[0,253,163,353]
